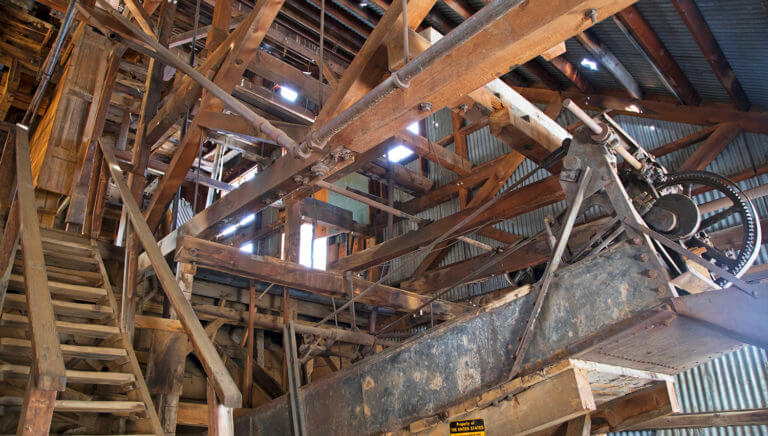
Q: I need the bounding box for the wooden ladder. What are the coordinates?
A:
[0,227,163,435]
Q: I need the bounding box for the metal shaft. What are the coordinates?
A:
[562,99,603,135]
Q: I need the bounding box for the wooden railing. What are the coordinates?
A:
[97,138,242,408]
[0,124,67,433]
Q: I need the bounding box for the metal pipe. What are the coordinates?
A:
[23,0,78,126]
[88,0,301,156]
[562,99,603,135]
[401,0,409,66]
[300,0,527,154]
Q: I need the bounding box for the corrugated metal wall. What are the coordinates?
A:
[613,345,768,436]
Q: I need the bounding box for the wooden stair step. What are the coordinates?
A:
[40,236,95,258]
[0,363,136,386]
[0,397,145,414]
[4,293,113,319]
[7,274,107,302]
[0,338,128,360]
[0,314,119,338]
[38,227,92,246]
[12,261,103,286]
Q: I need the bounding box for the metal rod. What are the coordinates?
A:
[509,167,592,378]
[316,179,494,251]
[300,0,527,154]
[623,220,761,297]
[284,322,308,436]
[88,0,300,156]
[23,0,78,126]
[562,99,603,135]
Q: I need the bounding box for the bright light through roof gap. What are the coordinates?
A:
[279,86,299,102]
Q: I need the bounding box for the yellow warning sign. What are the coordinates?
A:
[449,419,486,435]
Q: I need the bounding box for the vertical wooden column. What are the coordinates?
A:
[121,0,176,340]
[207,382,234,436]
[452,111,470,208]
[284,199,302,264]
[17,369,57,436]
[147,261,196,435]
[243,280,256,407]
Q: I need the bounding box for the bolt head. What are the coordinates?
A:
[418,102,433,112]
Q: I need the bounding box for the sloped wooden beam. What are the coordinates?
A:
[628,409,768,430]
[677,122,739,171]
[670,0,750,111]
[575,31,642,99]
[175,236,468,318]
[515,87,768,134]
[615,5,700,106]
[396,132,473,176]
[524,59,564,91]
[550,55,594,93]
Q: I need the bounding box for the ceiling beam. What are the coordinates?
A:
[670,0,750,111]
[523,59,564,91]
[514,87,768,134]
[575,30,643,99]
[549,55,594,93]
[175,235,468,318]
[614,6,700,106]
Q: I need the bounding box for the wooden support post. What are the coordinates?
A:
[284,200,301,264]
[244,280,256,407]
[121,0,176,342]
[564,414,591,436]
[207,382,234,436]
[16,369,57,436]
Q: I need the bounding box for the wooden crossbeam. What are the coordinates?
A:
[515,87,768,134]
[677,122,740,171]
[615,5,700,106]
[175,235,468,318]
[670,0,750,111]
[628,408,768,430]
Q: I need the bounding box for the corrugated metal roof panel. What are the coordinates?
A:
[590,19,671,97]
[692,0,768,110]
[634,0,731,103]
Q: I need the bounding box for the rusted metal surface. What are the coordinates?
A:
[236,241,686,434]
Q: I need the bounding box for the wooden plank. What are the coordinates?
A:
[670,0,750,111]
[175,236,467,318]
[3,293,113,319]
[7,274,107,302]
[514,87,768,134]
[13,124,66,391]
[414,368,595,435]
[628,408,768,430]
[0,313,119,338]
[677,122,740,171]
[0,337,126,360]
[615,5,700,106]
[0,363,135,385]
[98,137,242,408]
[55,400,145,414]
[178,402,208,427]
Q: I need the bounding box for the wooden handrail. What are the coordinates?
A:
[97,138,242,408]
[13,124,67,391]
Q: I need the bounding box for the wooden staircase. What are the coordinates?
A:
[0,227,163,435]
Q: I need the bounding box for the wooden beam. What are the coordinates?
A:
[13,125,66,391]
[677,122,739,171]
[575,31,642,99]
[615,5,700,106]
[395,132,473,176]
[514,87,768,134]
[628,408,768,430]
[16,376,57,436]
[98,138,242,408]
[549,55,593,93]
[249,51,332,103]
[175,235,468,318]
[591,382,679,433]
[300,197,372,236]
[670,0,750,111]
